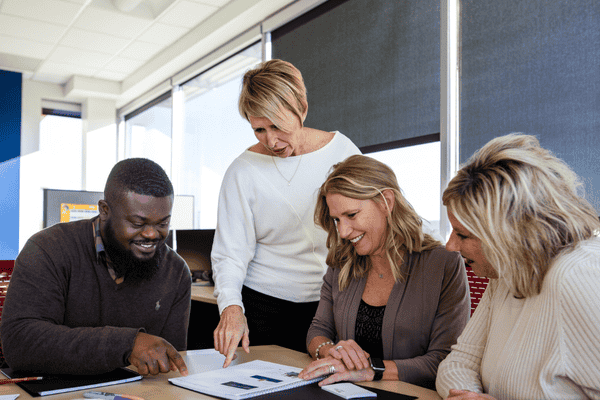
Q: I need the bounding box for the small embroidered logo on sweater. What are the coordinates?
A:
[155,300,161,311]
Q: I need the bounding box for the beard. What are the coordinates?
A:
[102,218,164,286]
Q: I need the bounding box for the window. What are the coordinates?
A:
[20,112,83,250]
[179,42,262,228]
[125,94,173,177]
[364,137,441,236]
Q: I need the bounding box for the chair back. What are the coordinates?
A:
[0,260,15,366]
[466,265,489,316]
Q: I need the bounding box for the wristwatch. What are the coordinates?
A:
[369,357,385,381]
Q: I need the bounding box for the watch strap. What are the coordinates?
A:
[369,357,384,381]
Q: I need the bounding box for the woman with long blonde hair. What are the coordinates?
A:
[436,133,600,399]
[299,155,470,389]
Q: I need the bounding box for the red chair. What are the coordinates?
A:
[0,260,15,366]
[466,265,488,316]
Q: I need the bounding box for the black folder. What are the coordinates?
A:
[199,381,418,400]
[1,367,141,397]
[253,382,417,400]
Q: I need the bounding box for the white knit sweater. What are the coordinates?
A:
[211,132,360,314]
[436,236,600,399]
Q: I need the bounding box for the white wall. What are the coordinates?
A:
[19,79,118,250]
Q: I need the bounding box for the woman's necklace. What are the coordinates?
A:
[271,154,303,186]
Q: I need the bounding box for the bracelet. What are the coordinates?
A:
[315,340,334,359]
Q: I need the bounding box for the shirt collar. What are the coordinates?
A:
[92,215,105,263]
[92,216,122,282]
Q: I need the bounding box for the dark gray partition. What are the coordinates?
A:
[272,0,440,148]
[460,0,600,211]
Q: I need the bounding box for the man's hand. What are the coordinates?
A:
[213,305,250,368]
[128,332,188,376]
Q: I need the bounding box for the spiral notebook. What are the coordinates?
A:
[169,360,325,400]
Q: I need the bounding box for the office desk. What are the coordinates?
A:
[191,284,216,304]
[0,346,441,400]
[188,285,218,350]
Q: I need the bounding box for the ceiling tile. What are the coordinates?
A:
[74,6,152,39]
[137,22,188,45]
[0,15,67,44]
[0,52,42,73]
[60,28,131,54]
[119,40,165,61]
[158,0,217,28]
[103,57,144,73]
[94,69,128,81]
[49,46,113,68]
[31,71,71,85]
[190,0,231,6]
[35,61,100,84]
[1,0,82,26]
[0,34,54,59]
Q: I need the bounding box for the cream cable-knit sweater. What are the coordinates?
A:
[436,236,600,400]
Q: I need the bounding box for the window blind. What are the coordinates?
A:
[272,0,440,148]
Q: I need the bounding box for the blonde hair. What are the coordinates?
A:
[443,133,600,298]
[315,155,442,290]
[238,59,308,133]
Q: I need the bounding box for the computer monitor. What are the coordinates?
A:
[173,229,215,272]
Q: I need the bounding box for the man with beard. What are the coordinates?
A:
[1,158,191,377]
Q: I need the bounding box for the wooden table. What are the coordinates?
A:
[191,284,216,305]
[0,346,441,399]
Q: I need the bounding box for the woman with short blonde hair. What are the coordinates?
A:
[211,59,361,366]
[299,155,470,389]
[436,133,600,399]
[238,59,308,133]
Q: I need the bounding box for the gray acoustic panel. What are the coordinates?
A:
[460,0,600,211]
[272,0,440,148]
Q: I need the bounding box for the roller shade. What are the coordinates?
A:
[272,0,440,148]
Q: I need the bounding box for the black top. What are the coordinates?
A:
[355,299,385,359]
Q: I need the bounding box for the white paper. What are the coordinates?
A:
[0,395,20,400]
[321,383,377,399]
[170,360,322,400]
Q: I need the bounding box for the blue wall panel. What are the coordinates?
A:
[0,70,21,259]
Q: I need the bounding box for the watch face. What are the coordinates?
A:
[370,357,385,371]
